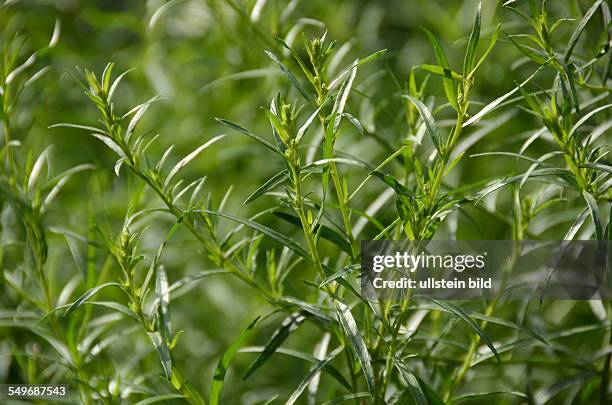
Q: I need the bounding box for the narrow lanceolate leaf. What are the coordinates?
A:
[416,64,462,80]
[265,50,314,104]
[564,0,604,62]
[334,301,375,395]
[320,393,370,405]
[147,331,172,379]
[463,63,547,127]
[273,212,352,255]
[203,210,312,262]
[308,333,331,405]
[164,134,227,188]
[296,103,326,143]
[320,264,360,287]
[370,170,413,198]
[90,133,126,158]
[28,147,51,191]
[210,317,260,405]
[403,95,442,154]
[215,118,280,155]
[63,282,122,317]
[124,96,160,142]
[463,2,482,76]
[156,265,172,341]
[239,346,351,390]
[422,27,458,111]
[395,363,427,405]
[244,169,290,204]
[332,63,357,134]
[568,103,612,137]
[49,122,108,135]
[583,191,603,241]
[133,394,185,405]
[421,297,500,362]
[471,24,501,75]
[452,391,527,403]
[243,312,306,380]
[285,346,344,405]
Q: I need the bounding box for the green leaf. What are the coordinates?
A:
[416,64,463,80]
[86,301,140,322]
[564,0,605,62]
[452,391,527,403]
[568,103,612,137]
[470,24,501,75]
[265,50,314,104]
[210,317,260,405]
[165,134,227,188]
[403,95,442,154]
[156,265,172,342]
[332,63,357,134]
[507,35,549,64]
[274,212,352,255]
[243,312,306,380]
[63,282,122,317]
[285,346,344,405]
[334,300,375,395]
[244,169,290,204]
[370,170,413,197]
[90,133,127,158]
[583,191,603,241]
[147,331,172,379]
[463,63,547,127]
[320,264,359,288]
[422,27,458,111]
[240,346,351,390]
[582,162,612,174]
[216,118,280,155]
[395,363,427,405]
[463,2,482,76]
[133,394,185,405]
[203,210,312,263]
[421,297,500,362]
[328,49,387,89]
[320,393,370,405]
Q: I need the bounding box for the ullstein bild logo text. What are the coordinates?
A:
[361,240,611,300]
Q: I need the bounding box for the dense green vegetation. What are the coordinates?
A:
[1,0,611,403]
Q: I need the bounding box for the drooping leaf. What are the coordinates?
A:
[147,331,172,379]
[274,212,352,255]
[63,282,123,317]
[285,346,344,405]
[334,300,375,395]
[564,0,605,62]
[203,210,312,262]
[395,363,427,405]
[463,63,547,127]
[420,297,500,362]
[403,95,442,154]
[239,346,351,390]
[133,394,185,405]
[416,64,462,80]
[243,312,306,380]
[216,118,280,155]
[266,50,314,104]
[583,191,603,241]
[244,169,290,204]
